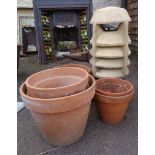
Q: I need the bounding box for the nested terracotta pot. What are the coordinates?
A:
[20,75,96,146]
[96,78,134,97]
[56,64,91,73]
[25,67,89,98]
[95,78,134,124]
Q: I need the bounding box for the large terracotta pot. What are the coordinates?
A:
[25,67,89,98]
[57,64,91,73]
[96,78,134,97]
[95,89,134,124]
[20,75,96,146]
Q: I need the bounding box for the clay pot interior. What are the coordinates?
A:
[22,75,95,101]
[57,64,91,73]
[33,76,82,88]
[96,78,133,96]
[25,67,89,98]
[26,67,88,88]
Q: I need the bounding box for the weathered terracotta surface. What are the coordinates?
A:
[57,64,91,73]
[96,78,133,97]
[20,75,96,146]
[95,90,134,124]
[25,67,89,98]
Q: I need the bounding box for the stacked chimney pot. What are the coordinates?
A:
[90,7,131,78]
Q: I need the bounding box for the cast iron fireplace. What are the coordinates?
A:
[33,0,92,64]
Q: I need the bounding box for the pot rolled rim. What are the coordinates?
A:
[95,89,134,99]
[22,75,95,101]
[20,75,96,113]
[96,78,134,96]
[57,64,91,73]
[25,67,89,91]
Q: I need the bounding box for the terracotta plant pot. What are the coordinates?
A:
[57,64,91,73]
[25,67,89,98]
[95,78,134,124]
[96,78,134,97]
[20,75,96,146]
[95,90,134,124]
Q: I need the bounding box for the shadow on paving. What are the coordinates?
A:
[17,53,138,155]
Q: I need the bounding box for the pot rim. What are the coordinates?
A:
[95,89,134,99]
[57,64,91,73]
[20,75,95,113]
[20,75,95,102]
[25,67,89,91]
[96,78,134,96]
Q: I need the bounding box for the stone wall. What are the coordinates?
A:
[92,0,121,11]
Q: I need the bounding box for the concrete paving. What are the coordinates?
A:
[17,53,138,155]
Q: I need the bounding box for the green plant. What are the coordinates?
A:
[44,46,52,55]
[43,31,51,41]
[41,15,49,25]
[81,29,87,39]
[80,15,87,25]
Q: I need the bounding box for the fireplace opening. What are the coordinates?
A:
[54,26,78,52]
[52,11,79,53]
[34,0,92,63]
[51,12,80,58]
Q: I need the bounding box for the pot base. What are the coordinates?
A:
[96,100,128,124]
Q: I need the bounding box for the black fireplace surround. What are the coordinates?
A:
[33,0,93,64]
